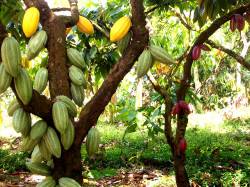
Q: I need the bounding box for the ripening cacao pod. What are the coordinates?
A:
[86,127,100,159]
[230,15,237,32]
[200,44,211,51]
[235,14,245,31]
[38,139,52,161]
[77,16,94,35]
[136,49,153,78]
[69,65,85,86]
[7,99,20,116]
[61,120,75,150]
[22,7,40,38]
[43,127,62,158]
[110,16,132,42]
[31,145,43,163]
[33,67,48,94]
[56,95,77,117]
[192,45,201,60]
[27,30,47,60]
[21,136,39,152]
[70,83,85,107]
[117,32,131,54]
[52,101,69,134]
[26,162,51,176]
[37,177,56,187]
[12,108,31,136]
[59,177,81,187]
[149,45,176,65]
[179,138,187,154]
[0,63,12,94]
[14,68,33,105]
[30,120,48,140]
[67,48,85,69]
[1,37,21,77]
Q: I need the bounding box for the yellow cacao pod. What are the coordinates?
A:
[110,16,132,42]
[66,28,71,35]
[77,16,94,35]
[22,7,40,38]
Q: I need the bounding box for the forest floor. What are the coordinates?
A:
[0,106,249,186]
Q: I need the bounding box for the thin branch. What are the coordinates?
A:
[92,22,110,38]
[52,7,71,12]
[173,11,194,31]
[206,40,250,71]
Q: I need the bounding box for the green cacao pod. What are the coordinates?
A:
[36,176,56,187]
[33,67,48,94]
[0,63,12,94]
[31,145,43,163]
[136,49,153,78]
[12,108,31,136]
[58,177,81,187]
[52,101,69,134]
[117,32,131,54]
[67,48,85,69]
[43,127,61,158]
[38,138,51,161]
[70,83,84,107]
[69,65,85,86]
[27,30,48,60]
[61,120,75,150]
[149,45,176,65]
[14,68,33,105]
[1,36,21,77]
[7,99,20,116]
[21,136,39,152]
[30,120,48,140]
[56,95,77,117]
[86,127,100,159]
[26,162,51,176]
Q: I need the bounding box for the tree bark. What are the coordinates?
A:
[174,156,190,187]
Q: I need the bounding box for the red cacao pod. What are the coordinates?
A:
[192,45,201,60]
[200,44,211,51]
[171,103,180,115]
[235,14,245,31]
[178,100,191,115]
[230,15,236,32]
[179,138,187,153]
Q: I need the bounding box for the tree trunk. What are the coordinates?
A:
[174,156,190,187]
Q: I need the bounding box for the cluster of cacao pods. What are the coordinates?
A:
[230,14,245,32]
[191,43,210,61]
[136,45,176,78]
[171,100,191,115]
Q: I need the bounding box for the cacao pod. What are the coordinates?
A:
[235,14,245,31]
[70,83,85,107]
[0,63,12,94]
[192,45,201,60]
[38,139,51,161]
[67,48,85,69]
[230,15,236,32]
[77,16,94,35]
[86,127,100,159]
[110,16,132,42]
[149,45,176,65]
[43,127,61,158]
[22,7,40,38]
[33,67,48,94]
[136,49,153,78]
[61,120,75,150]
[52,101,69,134]
[66,27,71,35]
[179,138,187,154]
[26,162,51,176]
[59,177,81,187]
[12,108,31,136]
[27,30,47,60]
[14,68,33,105]
[30,120,48,140]
[69,65,85,86]
[31,145,43,163]
[37,177,56,187]
[56,95,77,117]
[117,32,131,54]
[1,36,21,77]
[21,136,39,152]
[7,99,21,116]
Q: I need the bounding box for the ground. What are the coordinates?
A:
[0,106,249,186]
